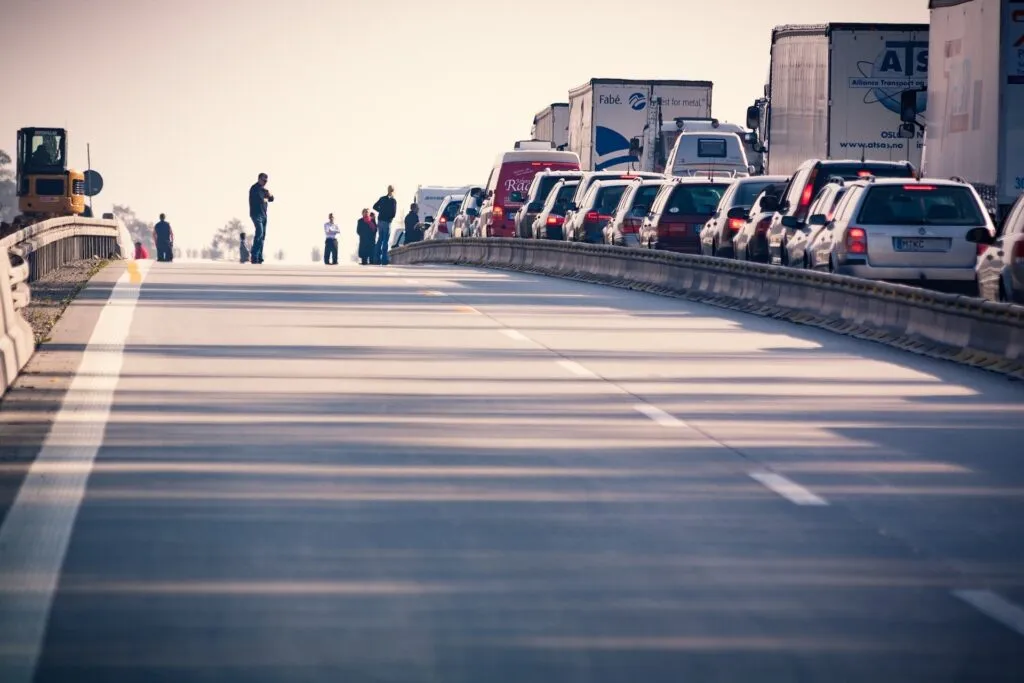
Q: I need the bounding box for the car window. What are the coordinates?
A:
[856,185,986,226]
[808,185,836,217]
[442,200,462,221]
[549,183,578,212]
[833,187,861,223]
[594,185,628,215]
[783,168,810,212]
[664,184,729,216]
[716,183,738,210]
[633,184,664,213]
[733,180,778,206]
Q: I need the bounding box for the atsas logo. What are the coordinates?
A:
[629,93,647,111]
[851,39,929,115]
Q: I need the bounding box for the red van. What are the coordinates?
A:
[477,148,581,238]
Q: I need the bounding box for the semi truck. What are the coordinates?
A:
[922,0,1024,219]
[531,104,569,149]
[748,23,930,176]
[567,78,713,172]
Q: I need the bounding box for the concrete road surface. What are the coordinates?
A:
[1,260,1023,683]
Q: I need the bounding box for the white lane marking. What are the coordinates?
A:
[405,278,421,285]
[422,290,447,297]
[953,590,1024,638]
[749,472,829,506]
[634,404,685,427]
[0,261,150,682]
[501,329,530,342]
[556,360,598,379]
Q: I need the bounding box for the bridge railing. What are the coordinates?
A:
[391,239,1024,378]
[1,216,131,395]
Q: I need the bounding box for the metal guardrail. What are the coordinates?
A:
[1,216,130,396]
[391,238,1024,378]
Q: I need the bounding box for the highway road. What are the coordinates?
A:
[1,260,1023,682]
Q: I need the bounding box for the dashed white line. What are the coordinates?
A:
[556,360,598,379]
[953,590,1024,638]
[749,471,829,506]
[634,404,685,427]
[501,329,530,342]
[422,290,447,297]
[0,260,151,682]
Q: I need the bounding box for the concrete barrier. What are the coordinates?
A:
[391,239,1024,378]
[1,217,130,396]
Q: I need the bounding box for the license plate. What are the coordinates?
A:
[893,237,950,252]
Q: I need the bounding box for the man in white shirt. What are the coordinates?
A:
[323,213,340,265]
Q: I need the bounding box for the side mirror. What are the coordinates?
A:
[746,104,761,130]
[747,164,757,174]
[781,215,803,230]
[528,202,543,212]
[629,137,643,155]
[808,214,827,226]
[508,191,524,203]
[760,195,780,213]
[466,208,479,218]
[425,217,434,224]
[726,206,748,220]
[898,123,916,139]
[965,226,995,245]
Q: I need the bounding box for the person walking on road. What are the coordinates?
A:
[323,212,340,265]
[404,202,422,244]
[248,172,274,264]
[356,209,376,265]
[372,185,397,266]
[153,213,174,262]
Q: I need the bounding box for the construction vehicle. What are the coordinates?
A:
[12,127,86,228]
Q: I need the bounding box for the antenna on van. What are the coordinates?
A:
[860,145,866,163]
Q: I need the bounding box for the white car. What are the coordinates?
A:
[423,194,465,240]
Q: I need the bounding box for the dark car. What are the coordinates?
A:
[511,170,582,238]
[700,175,788,258]
[732,188,784,263]
[765,159,917,266]
[604,178,673,247]
[639,178,732,253]
[564,179,633,243]
[531,179,579,240]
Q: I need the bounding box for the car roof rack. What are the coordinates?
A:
[949,176,968,184]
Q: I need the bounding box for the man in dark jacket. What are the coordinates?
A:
[248,172,274,264]
[372,185,397,266]
[153,213,174,262]
[404,203,421,244]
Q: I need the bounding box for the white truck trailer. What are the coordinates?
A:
[531,103,569,150]
[750,23,930,176]
[567,79,713,172]
[415,185,473,222]
[923,0,1024,219]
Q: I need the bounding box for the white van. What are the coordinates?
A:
[665,131,753,179]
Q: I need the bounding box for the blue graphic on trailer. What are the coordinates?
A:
[594,126,636,170]
[850,40,929,116]
[629,93,647,111]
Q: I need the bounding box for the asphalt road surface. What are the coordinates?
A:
[1,260,1023,683]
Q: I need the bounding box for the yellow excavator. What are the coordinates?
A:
[11,127,86,229]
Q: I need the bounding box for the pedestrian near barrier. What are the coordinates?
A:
[248,172,274,264]
[404,202,422,244]
[153,213,174,262]
[372,185,397,266]
[356,209,376,265]
[323,212,340,265]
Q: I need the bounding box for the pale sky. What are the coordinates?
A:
[1,0,928,258]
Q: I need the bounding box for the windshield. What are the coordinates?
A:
[593,186,628,215]
[631,184,664,212]
[734,181,779,207]
[534,175,579,205]
[442,200,462,221]
[665,184,729,216]
[550,182,578,209]
[857,185,986,226]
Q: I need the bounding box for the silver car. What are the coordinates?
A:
[807,177,995,292]
[781,180,848,269]
[967,191,1024,304]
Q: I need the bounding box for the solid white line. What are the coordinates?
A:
[0,261,150,682]
[749,471,829,506]
[556,360,598,379]
[953,590,1024,638]
[501,329,530,342]
[634,404,684,427]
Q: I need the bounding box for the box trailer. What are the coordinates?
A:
[756,23,930,176]
[531,103,569,149]
[567,79,713,172]
[923,0,1024,219]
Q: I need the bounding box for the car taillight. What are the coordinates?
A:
[622,217,642,234]
[493,206,505,220]
[797,168,818,218]
[546,215,564,226]
[903,185,936,191]
[585,210,599,223]
[727,217,745,231]
[438,216,448,234]
[845,226,867,254]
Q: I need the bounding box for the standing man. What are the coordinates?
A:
[153,213,174,262]
[404,202,422,244]
[372,185,397,266]
[248,172,274,264]
[323,212,340,265]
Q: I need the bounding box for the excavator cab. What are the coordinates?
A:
[15,127,85,219]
